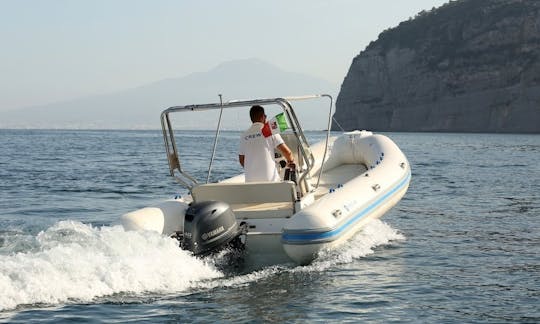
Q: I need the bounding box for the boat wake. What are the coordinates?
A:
[0,221,221,312]
[0,219,404,312]
[309,219,405,270]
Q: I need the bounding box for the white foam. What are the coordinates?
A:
[197,220,405,288]
[0,221,222,311]
[298,219,405,272]
[0,219,404,311]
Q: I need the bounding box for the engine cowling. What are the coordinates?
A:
[182,200,243,255]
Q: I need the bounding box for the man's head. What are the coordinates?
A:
[250,105,266,123]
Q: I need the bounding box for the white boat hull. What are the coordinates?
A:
[282,176,410,264]
[121,130,411,265]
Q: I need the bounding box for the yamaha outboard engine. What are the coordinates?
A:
[181,200,245,255]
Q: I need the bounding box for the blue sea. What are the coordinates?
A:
[0,129,538,323]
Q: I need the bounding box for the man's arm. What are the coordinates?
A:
[276,143,294,165]
[239,154,245,167]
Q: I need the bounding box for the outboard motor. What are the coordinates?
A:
[180,200,245,255]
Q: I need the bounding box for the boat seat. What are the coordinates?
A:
[191,181,298,219]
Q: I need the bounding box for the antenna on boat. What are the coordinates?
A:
[207,94,224,183]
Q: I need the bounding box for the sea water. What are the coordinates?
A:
[0,130,538,322]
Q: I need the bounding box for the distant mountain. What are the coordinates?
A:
[1,59,336,130]
[334,0,540,133]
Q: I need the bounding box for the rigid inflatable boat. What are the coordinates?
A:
[121,95,411,264]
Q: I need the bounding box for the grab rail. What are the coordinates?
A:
[161,113,198,188]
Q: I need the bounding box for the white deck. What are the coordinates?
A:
[191,164,368,217]
[232,202,293,219]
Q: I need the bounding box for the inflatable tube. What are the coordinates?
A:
[121,198,188,235]
[282,131,411,264]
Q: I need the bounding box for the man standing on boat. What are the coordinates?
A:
[239,105,295,182]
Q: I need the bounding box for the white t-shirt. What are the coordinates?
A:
[239,122,284,182]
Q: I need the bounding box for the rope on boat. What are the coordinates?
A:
[332,117,345,131]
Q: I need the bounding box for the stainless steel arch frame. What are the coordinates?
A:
[160,94,333,195]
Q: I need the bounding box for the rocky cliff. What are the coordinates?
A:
[334,0,540,133]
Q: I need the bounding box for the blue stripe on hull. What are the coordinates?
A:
[282,171,411,244]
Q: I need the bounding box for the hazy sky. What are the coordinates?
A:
[0,0,448,111]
